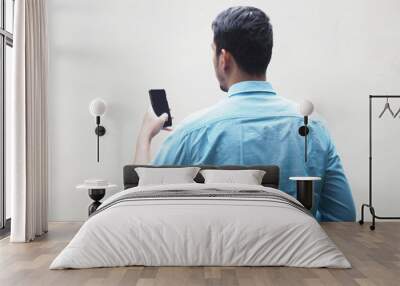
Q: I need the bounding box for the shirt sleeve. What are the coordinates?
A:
[152,130,192,165]
[318,133,356,222]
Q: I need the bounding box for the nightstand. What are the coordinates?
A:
[76,181,117,216]
[289,177,321,210]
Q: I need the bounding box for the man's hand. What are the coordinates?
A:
[134,107,172,164]
[139,107,170,142]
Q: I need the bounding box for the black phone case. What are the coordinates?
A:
[149,89,172,128]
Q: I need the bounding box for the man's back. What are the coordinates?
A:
[153,81,356,221]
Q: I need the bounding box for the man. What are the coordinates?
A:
[134,6,356,221]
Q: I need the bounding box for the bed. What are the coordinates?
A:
[50,165,350,269]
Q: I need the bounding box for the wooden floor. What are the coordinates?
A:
[0,222,399,286]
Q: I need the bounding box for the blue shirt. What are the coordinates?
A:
[153,81,356,222]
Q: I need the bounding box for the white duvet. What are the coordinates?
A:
[50,183,350,269]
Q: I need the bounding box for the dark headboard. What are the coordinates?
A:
[123,165,280,190]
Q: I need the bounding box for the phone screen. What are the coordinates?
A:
[149,89,172,127]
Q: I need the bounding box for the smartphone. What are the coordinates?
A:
[148,89,172,128]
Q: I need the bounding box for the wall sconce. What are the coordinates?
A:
[89,98,107,162]
[298,100,314,163]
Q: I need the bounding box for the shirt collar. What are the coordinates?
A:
[228,81,276,97]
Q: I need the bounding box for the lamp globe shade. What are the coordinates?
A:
[299,100,314,116]
[89,98,107,117]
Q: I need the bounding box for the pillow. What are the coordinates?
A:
[200,169,266,185]
[135,167,200,186]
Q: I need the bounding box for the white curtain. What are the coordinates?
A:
[9,0,48,242]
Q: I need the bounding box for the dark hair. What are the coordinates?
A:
[212,6,273,75]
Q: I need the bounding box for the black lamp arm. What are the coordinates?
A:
[298,116,310,163]
[94,116,106,162]
[304,116,308,162]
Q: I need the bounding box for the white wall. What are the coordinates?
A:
[48,0,400,221]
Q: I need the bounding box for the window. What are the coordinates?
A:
[0,0,13,234]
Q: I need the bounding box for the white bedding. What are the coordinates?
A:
[50,183,350,269]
